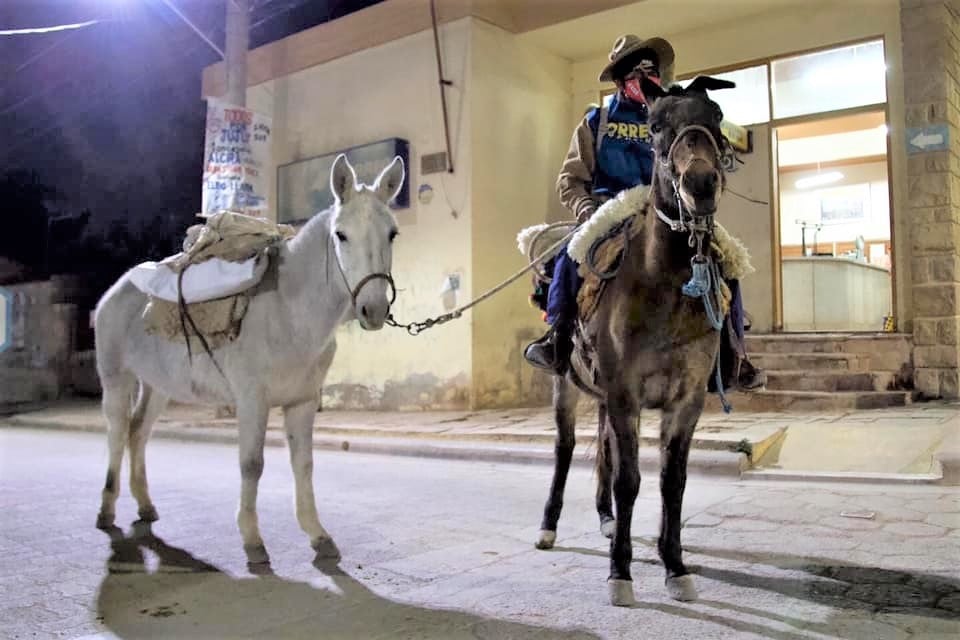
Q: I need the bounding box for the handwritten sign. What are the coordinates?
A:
[202,98,272,217]
[0,287,11,353]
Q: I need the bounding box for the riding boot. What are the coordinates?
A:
[737,357,767,391]
[524,317,574,376]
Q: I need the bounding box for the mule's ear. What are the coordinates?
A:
[373,156,405,204]
[641,76,667,104]
[685,75,736,94]
[330,154,358,204]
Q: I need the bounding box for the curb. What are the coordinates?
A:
[1,417,747,478]
[741,469,943,485]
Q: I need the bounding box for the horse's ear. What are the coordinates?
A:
[641,77,667,104]
[330,154,358,204]
[685,75,736,94]
[373,156,405,204]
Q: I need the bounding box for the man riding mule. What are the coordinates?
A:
[517,37,761,606]
[524,35,765,393]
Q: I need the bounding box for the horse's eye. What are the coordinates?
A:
[388,229,399,242]
[650,122,662,134]
[335,231,348,242]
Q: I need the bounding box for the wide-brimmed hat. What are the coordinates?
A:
[598,35,675,83]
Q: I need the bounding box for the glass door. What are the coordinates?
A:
[776,110,892,331]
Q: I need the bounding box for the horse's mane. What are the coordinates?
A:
[287,206,334,252]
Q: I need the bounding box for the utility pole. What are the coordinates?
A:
[224,0,250,107]
[216,0,249,421]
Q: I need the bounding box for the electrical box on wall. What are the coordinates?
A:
[421,152,449,175]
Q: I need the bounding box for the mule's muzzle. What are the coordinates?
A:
[358,300,390,330]
[353,272,395,331]
[679,162,721,215]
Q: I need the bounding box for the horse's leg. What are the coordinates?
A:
[236,395,270,565]
[606,396,641,607]
[315,339,336,413]
[595,402,616,539]
[535,375,578,550]
[97,373,137,529]
[283,398,337,558]
[657,395,704,602]
[127,383,169,523]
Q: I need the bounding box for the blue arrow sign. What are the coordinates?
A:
[0,287,11,353]
[906,123,949,154]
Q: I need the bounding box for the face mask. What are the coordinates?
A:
[624,74,661,104]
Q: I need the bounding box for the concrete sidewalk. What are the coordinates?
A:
[2,399,957,482]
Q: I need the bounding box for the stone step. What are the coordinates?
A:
[750,352,872,372]
[745,332,912,356]
[765,370,898,392]
[705,390,911,413]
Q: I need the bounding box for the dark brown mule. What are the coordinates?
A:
[533,76,736,606]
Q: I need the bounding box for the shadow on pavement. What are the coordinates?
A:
[549,538,958,639]
[96,523,599,639]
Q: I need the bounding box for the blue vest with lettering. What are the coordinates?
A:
[587,93,655,198]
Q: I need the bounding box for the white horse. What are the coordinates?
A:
[93,154,404,565]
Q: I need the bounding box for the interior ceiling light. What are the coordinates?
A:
[795,171,844,189]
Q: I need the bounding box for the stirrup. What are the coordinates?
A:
[523,330,569,375]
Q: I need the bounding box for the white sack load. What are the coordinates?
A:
[129,254,269,304]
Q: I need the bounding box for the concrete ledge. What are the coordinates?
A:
[741,469,943,485]
[935,433,960,486]
[0,418,748,478]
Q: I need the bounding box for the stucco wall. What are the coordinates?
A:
[468,20,571,407]
[246,19,475,410]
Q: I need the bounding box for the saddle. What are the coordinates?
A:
[517,183,755,396]
[138,211,293,352]
[575,215,640,323]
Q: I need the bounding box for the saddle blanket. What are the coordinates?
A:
[142,294,249,351]
[516,184,753,320]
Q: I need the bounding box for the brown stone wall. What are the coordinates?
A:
[902,0,960,398]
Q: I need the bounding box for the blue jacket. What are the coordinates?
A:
[587,93,655,198]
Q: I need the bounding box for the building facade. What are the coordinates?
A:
[202,0,960,408]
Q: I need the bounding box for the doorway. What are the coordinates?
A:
[776,110,892,332]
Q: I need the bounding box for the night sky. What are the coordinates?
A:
[0,0,383,239]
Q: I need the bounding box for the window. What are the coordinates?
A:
[681,64,770,126]
[771,40,886,119]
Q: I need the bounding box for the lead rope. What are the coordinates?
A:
[386,224,580,335]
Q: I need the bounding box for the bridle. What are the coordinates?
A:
[649,119,733,412]
[330,234,397,315]
[653,123,725,237]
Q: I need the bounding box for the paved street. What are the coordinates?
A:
[1,427,958,639]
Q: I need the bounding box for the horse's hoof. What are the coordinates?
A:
[600,519,616,539]
[138,506,159,522]
[535,530,556,550]
[666,574,698,602]
[131,519,154,539]
[96,512,115,530]
[244,543,270,565]
[311,536,340,559]
[608,579,636,607]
